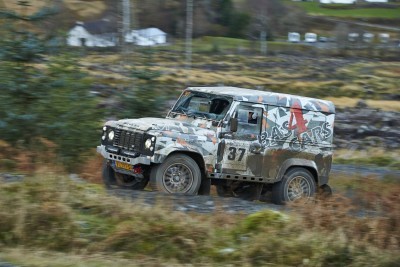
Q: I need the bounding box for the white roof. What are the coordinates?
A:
[133,27,166,37]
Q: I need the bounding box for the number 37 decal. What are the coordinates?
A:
[227,147,246,161]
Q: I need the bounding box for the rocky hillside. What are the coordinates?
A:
[334,102,400,150]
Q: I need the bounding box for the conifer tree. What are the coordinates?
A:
[0,1,101,170]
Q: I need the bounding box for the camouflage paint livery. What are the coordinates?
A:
[97,87,335,186]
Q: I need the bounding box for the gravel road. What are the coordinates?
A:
[331,164,400,178]
[2,163,399,217]
[109,188,281,214]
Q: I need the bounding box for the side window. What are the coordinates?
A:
[234,105,263,137]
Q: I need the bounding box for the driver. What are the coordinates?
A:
[248,111,258,124]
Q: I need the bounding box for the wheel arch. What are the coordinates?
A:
[166,150,206,175]
[276,159,319,185]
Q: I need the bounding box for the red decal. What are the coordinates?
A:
[288,102,308,135]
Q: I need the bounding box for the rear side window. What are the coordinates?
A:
[263,105,333,147]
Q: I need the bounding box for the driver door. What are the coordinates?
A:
[217,103,264,178]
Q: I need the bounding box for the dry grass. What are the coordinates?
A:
[327,97,400,111]
[2,0,47,15]
[2,0,106,17]
[1,173,400,266]
[64,0,106,17]
[334,148,400,169]
[77,52,400,112]
[299,175,400,249]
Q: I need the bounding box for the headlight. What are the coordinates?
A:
[145,138,152,149]
[108,130,115,141]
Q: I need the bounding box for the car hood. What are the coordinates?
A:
[106,117,217,137]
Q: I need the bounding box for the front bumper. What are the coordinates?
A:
[97,145,151,165]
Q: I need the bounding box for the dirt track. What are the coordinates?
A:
[2,165,398,217]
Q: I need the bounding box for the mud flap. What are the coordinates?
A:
[198,177,211,195]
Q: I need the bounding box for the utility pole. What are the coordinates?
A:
[259,12,267,55]
[185,0,193,84]
[260,30,267,55]
[122,0,131,52]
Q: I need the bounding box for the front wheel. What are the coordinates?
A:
[272,168,316,205]
[149,154,201,194]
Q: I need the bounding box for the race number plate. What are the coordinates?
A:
[115,161,132,171]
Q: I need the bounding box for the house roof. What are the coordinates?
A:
[133,27,166,37]
[79,19,117,34]
[187,87,335,113]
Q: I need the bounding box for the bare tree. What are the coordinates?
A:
[246,0,287,53]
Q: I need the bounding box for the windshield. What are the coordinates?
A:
[169,90,232,121]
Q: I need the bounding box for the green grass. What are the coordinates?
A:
[288,1,400,19]
[1,173,400,266]
[153,36,312,54]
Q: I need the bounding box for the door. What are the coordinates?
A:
[217,102,264,178]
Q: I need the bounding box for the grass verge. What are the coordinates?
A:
[0,172,399,266]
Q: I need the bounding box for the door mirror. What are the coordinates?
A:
[230,117,238,132]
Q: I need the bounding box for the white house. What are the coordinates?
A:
[67,19,118,47]
[125,27,167,46]
[288,32,300,43]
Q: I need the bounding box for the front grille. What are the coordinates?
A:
[113,129,143,151]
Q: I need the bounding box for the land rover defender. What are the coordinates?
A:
[97,87,335,204]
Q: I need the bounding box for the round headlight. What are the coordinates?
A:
[108,130,114,141]
[145,138,152,149]
[103,126,107,131]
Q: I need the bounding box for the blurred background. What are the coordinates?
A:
[0,0,399,266]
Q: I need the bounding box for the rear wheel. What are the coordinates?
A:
[149,154,201,194]
[272,167,316,205]
[102,161,149,190]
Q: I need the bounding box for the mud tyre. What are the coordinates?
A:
[102,161,149,190]
[272,167,316,205]
[149,154,201,194]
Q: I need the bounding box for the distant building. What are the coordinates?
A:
[305,32,317,43]
[348,33,360,42]
[320,0,388,3]
[125,28,167,46]
[363,33,374,43]
[379,33,390,43]
[288,32,300,43]
[67,19,118,47]
[320,0,356,4]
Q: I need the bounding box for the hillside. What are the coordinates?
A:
[2,0,107,17]
[287,1,400,19]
